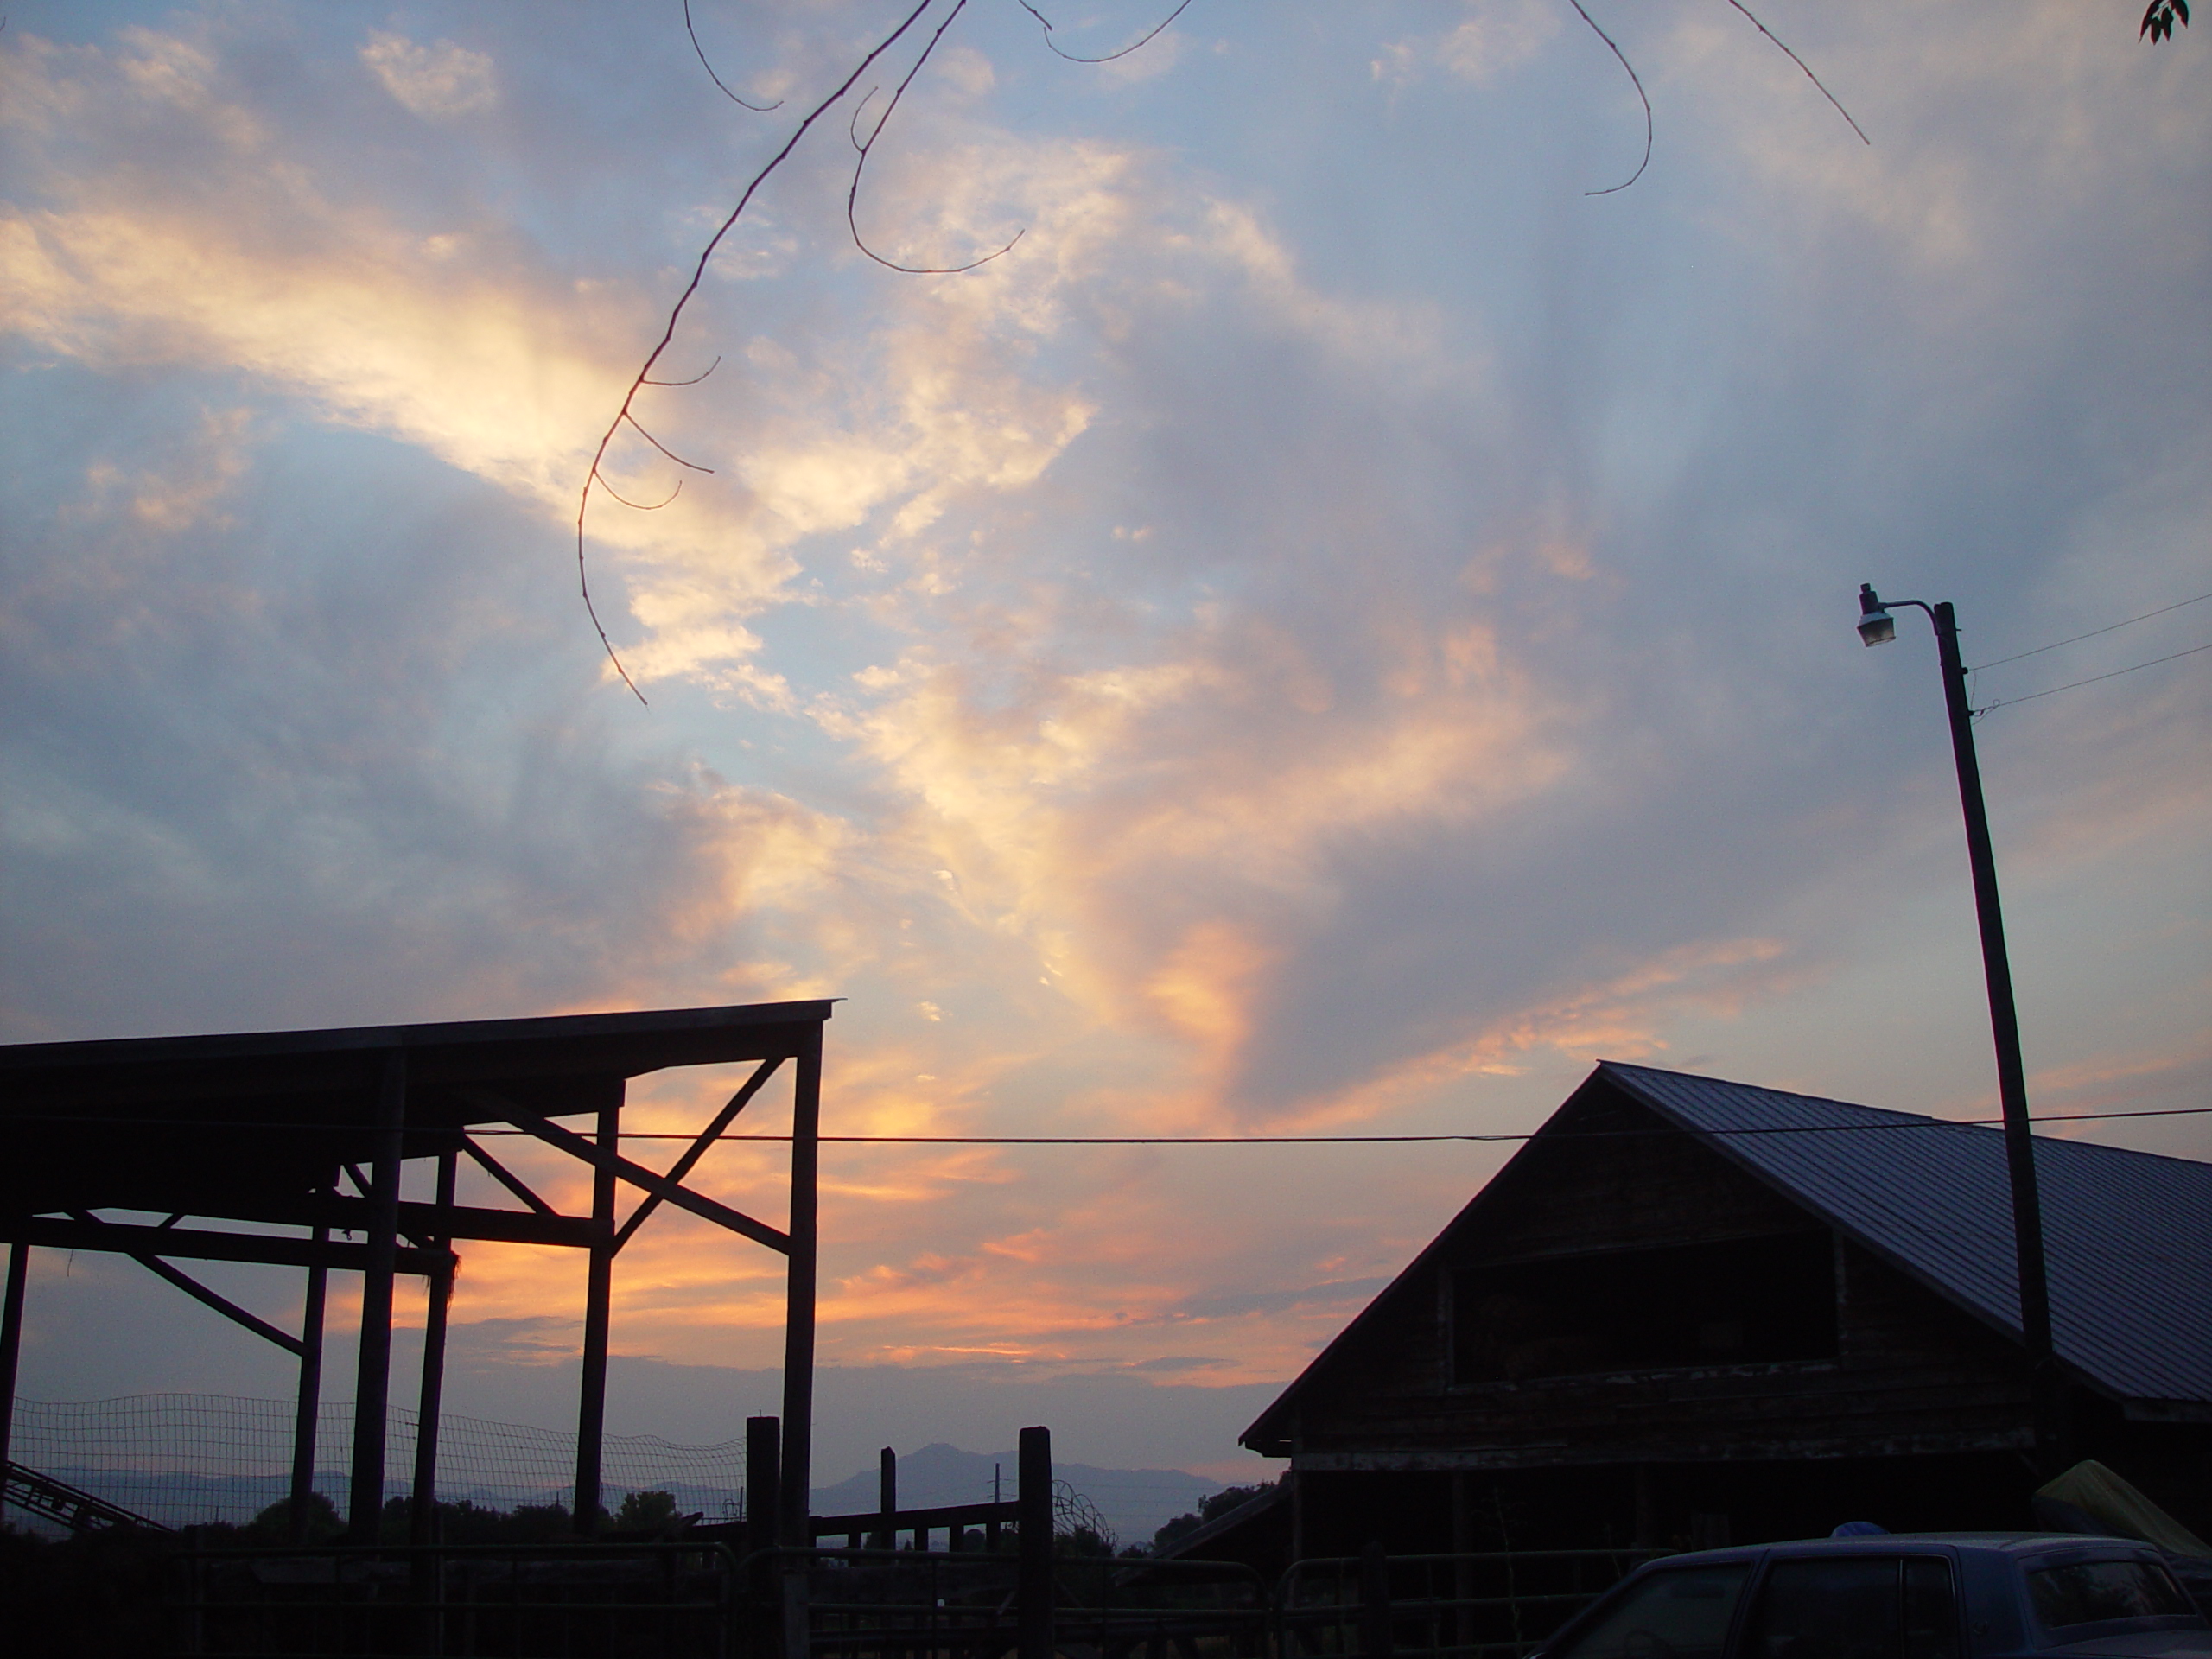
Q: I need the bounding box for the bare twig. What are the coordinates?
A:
[622,410,713,472]
[576,0,941,702]
[596,475,684,512]
[1563,0,1653,195]
[684,0,781,111]
[846,0,1026,274]
[641,355,721,388]
[1015,0,1194,65]
[1725,1,1869,144]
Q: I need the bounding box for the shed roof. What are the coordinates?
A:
[0,1001,833,1222]
[1243,1062,2211,1452]
[1601,1062,2212,1408]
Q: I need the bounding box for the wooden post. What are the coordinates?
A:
[1451,1473,1474,1656]
[1018,1425,1053,1659]
[777,1028,823,1659]
[876,1446,896,1552]
[0,1242,28,1478]
[1359,1541,1393,1659]
[347,1051,407,1541]
[574,1088,621,1535]
[289,1227,327,1541]
[410,1151,456,1545]
[779,1027,822,1548]
[747,1416,782,1558]
[743,1417,781,1659]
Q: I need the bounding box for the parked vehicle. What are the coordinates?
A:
[1531,1535,2209,1659]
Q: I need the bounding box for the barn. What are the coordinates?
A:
[1238,1061,2212,1559]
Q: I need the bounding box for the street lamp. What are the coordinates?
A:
[1857,583,2060,1471]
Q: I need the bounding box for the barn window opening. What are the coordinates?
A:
[1452,1230,1837,1383]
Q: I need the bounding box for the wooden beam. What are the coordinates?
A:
[149,1195,593,1249]
[63,1217,309,1357]
[485,1098,791,1255]
[9,1216,450,1276]
[613,1057,783,1252]
[461,1138,557,1217]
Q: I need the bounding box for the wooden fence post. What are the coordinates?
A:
[876,1446,896,1552]
[1018,1426,1053,1659]
[1359,1541,1393,1659]
[747,1416,783,1655]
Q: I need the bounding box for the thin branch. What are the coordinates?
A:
[597,474,683,512]
[622,410,714,472]
[640,355,721,388]
[1725,0,1869,145]
[1016,0,1194,65]
[575,0,940,703]
[847,0,1026,275]
[1563,0,1653,195]
[850,86,883,153]
[685,0,781,110]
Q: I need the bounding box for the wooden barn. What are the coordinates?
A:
[1237,1062,2212,1559]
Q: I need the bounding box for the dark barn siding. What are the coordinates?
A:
[1250,1071,2212,1558]
[1276,1086,2034,1471]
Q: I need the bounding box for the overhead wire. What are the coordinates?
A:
[1976,641,2212,715]
[1967,588,2212,715]
[1972,590,2211,670]
[9,1103,2208,1141]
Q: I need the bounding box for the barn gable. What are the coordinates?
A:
[1243,1062,2211,1468]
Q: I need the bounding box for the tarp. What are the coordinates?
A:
[2034,1460,2212,1560]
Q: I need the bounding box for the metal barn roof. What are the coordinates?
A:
[1599,1062,2212,1408]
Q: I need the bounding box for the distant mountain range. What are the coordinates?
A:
[11,1443,1222,1551]
[810,1442,1221,1550]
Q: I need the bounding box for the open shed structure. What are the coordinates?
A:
[0,1000,830,1542]
[1243,1061,2212,1557]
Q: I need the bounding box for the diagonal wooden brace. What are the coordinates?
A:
[614,1056,784,1253]
[69,1210,304,1356]
[467,1091,791,1255]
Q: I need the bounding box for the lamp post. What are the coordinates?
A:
[1857,584,2061,1471]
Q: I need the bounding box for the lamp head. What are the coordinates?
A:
[1858,583,1897,647]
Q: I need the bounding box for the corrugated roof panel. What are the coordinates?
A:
[1599,1062,2212,1405]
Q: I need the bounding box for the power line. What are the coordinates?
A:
[9,1103,2207,1141]
[1973,591,2212,670]
[661,1103,2212,1142]
[1976,641,2212,714]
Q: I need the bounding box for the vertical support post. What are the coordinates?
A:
[0,1242,29,1478]
[779,1021,825,1659]
[1358,1541,1393,1659]
[348,1051,407,1541]
[575,1086,621,1535]
[747,1416,783,1659]
[410,1150,457,1545]
[779,1027,823,1549]
[1929,601,2060,1471]
[747,1416,782,1559]
[1632,1465,1657,1551]
[1450,1472,1474,1655]
[1017,1425,1053,1659]
[289,1226,327,1542]
[867,1446,893,1551]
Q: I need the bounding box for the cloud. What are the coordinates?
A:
[1374,0,1559,88]
[1,1,2203,1412]
[360,31,497,120]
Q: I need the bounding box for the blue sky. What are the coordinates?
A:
[2,1,2205,1484]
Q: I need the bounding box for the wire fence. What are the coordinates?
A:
[4,1394,745,1531]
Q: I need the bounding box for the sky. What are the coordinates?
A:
[2,0,2207,1493]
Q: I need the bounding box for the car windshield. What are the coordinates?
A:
[2027,1559,2196,1630]
[1548,1566,1752,1659]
